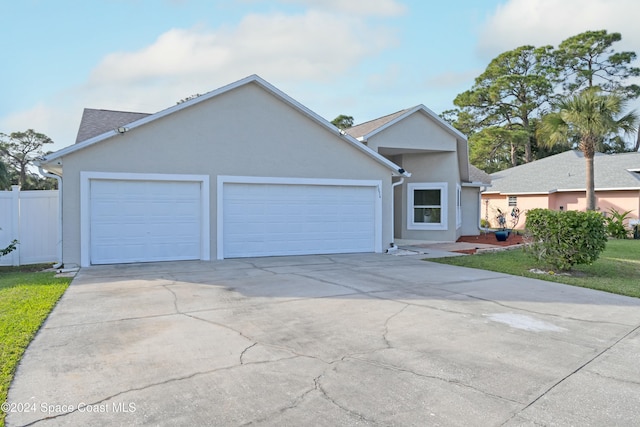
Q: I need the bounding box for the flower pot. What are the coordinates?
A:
[495,230,509,241]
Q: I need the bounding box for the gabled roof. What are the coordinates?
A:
[486,150,640,194]
[345,105,467,142]
[40,75,409,177]
[469,165,492,185]
[75,108,150,143]
[346,105,470,182]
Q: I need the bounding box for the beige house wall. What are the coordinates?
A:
[397,152,462,241]
[362,112,478,242]
[56,82,395,266]
[365,113,456,153]
[460,186,481,235]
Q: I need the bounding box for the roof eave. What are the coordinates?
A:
[40,74,409,177]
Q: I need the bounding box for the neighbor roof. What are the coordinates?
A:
[75,108,151,143]
[40,75,409,177]
[486,150,640,194]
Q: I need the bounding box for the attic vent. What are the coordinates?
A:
[508,196,517,207]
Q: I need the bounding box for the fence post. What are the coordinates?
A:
[11,185,21,266]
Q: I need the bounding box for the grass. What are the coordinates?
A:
[430,239,640,298]
[0,265,71,427]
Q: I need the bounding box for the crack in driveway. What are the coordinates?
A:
[500,322,640,426]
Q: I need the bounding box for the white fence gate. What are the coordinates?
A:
[0,186,59,266]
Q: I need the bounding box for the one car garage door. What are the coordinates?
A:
[90,179,203,264]
[222,182,378,258]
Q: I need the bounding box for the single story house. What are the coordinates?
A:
[38,75,486,267]
[482,150,640,229]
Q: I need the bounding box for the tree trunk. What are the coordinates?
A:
[585,154,596,210]
[634,130,640,152]
[523,117,532,163]
[525,135,532,163]
[510,142,517,167]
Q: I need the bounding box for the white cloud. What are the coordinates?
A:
[3,9,398,150]
[0,102,81,150]
[478,0,640,58]
[90,11,391,87]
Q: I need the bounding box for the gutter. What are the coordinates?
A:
[37,163,63,269]
[389,177,405,250]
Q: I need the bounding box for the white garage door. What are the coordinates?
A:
[90,180,202,264]
[222,182,377,258]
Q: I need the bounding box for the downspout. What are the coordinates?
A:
[38,165,63,269]
[389,177,405,250]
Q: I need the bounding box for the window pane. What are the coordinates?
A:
[414,208,441,223]
[414,189,440,206]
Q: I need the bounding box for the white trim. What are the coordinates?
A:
[80,172,210,267]
[41,75,408,178]
[407,182,448,231]
[217,176,383,259]
[361,105,468,142]
[462,182,489,188]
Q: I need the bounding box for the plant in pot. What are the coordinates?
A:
[494,207,520,241]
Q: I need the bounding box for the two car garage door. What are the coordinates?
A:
[88,177,379,264]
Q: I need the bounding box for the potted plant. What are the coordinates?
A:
[494,209,509,241]
[494,207,520,241]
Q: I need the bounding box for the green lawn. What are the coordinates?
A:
[430,239,640,298]
[0,265,71,427]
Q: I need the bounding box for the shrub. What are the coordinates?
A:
[604,208,633,239]
[480,218,490,229]
[525,208,607,271]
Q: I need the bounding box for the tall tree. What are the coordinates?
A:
[0,159,10,190]
[331,114,354,130]
[538,89,638,210]
[0,129,53,187]
[555,30,640,100]
[453,45,558,166]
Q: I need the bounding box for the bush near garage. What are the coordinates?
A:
[525,208,607,271]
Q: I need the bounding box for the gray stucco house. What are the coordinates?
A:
[38,75,486,267]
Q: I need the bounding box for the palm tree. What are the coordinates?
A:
[538,89,639,210]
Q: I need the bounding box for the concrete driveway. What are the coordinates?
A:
[7,254,640,426]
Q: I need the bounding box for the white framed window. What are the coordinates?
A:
[456,184,462,229]
[407,182,448,230]
[508,196,517,207]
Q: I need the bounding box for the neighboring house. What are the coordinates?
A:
[38,75,484,267]
[482,150,640,229]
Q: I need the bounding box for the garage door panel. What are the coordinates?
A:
[223,182,377,258]
[90,180,202,264]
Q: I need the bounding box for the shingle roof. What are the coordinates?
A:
[469,165,492,185]
[486,150,640,194]
[75,108,151,143]
[345,108,412,139]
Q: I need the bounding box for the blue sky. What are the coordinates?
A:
[2,0,638,151]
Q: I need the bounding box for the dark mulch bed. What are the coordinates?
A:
[454,232,525,254]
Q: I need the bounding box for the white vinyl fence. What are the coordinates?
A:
[0,186,59,266]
